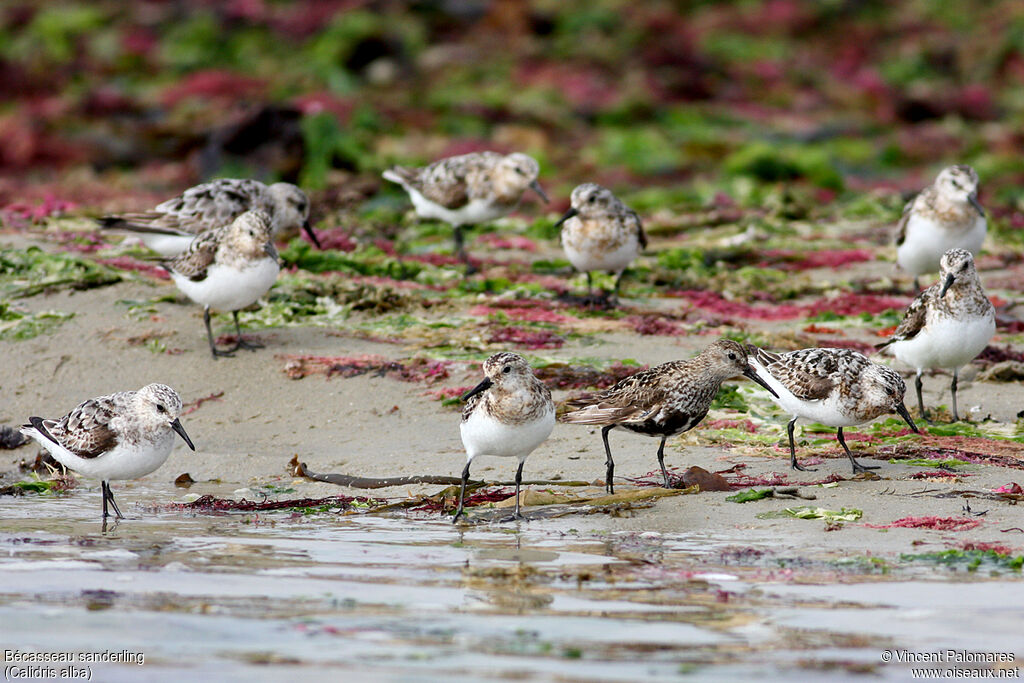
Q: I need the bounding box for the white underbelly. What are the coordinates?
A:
[750,358,858,426]
[138,233,197,257]
[410,189,509,226]
[897,214,986,277]
[564,235,639,274]
[24,428,176,480]
[890,314,994,371]
[172,259,279,312]
[460,408,555,461]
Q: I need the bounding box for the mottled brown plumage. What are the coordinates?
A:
[560,339,777,491]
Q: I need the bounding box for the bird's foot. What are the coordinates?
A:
[851,461,881,474]
[232,337,264,352]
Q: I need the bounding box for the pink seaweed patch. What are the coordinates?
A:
[625,314,685,336]
[864,516,982,531]
[758,248,874,271]
[469,304,572,324]
[670,290,909,321]
[96,257,170,279]
[487,325,565,349]
[476,233,539,252]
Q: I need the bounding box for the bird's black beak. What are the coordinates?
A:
[529,180,549,203]
[302,219,322,249]
[461,377,493,402]
[553,207,578,229]
[939,272,956,298]
[171,419,196,451]
[742,365,779,398]
[968,193,985,217]
[895,402,920,433]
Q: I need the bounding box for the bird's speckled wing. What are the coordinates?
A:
[154,179,265,228]
[626,208,647,249]
[36,394,125,458]
[755,347,842,401]
[560,365,669,424]
[163,227,222,281]
[894,194,917,247]
[878,288,931,347]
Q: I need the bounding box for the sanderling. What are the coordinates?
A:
[454,352,555,523]
[896,165,985,290]
[100,178,319,255]
[748,346,919,473]
[164,210,281,358]
[876,248,995,422]
[383,151,548,270]
[559,340,777,492]
[554,183,647,303]
[20,384,195,524]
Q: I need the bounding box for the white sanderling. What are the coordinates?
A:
[876,248,995,422]
[896,164,985,290]
[454,352,555,523]
[554,183,647,303]
[748,346,919,473]
[383,151,548,270]
[100,178,319,255]
[164,210,281,358]
[20,384,195,523]
[559,340,777,492]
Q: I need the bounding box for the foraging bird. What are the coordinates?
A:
[383,151,548,271]
[560,340,778,492]
[554,183,647,303]
[748,346,919,473]
[896,165,985,290]
[877,248,995,422]
[99,178,320,255]
[164,210,281,359]
[455,352,555,523]
[20,384,195,524]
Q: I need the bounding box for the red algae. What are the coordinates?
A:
[625,314,685,336]
[758,248,874,272]
[702,418,758,433]
[864,516,982,531]
[165,494,381,512]
[97,257,171,279]
[469,305,573,324]
[280,354,454,384]
[670,290,909,321]
[476,233,539,252]
[487,325,565,349]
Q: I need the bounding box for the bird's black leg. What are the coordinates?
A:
[657,436,672,488]
[788,417,814,471]
[915,370,930,423]
[452,461,471,523]
[601,425,616,494]
[586,271,594,296]
[204,306,234,359]
[454,225,477,274]
[231,311,263,352]
[837,427,879,473]
[950,369,960,422]
[508,460,526,521]
[101,480,109,520]
[103,481,124,520]
[912,275,921,291]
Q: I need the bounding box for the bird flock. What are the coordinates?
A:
[16,153,1002,525]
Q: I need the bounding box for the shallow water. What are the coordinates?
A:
[1,483,1022,682]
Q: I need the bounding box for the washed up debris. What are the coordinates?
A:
[864,516,982,531]
[627,465,731,491]
[0,474,77,496]
[451,486,694,522]
[174,473,195,488]
[994,483,1023,494]
[181,391,224,416]
[281,354,455,383]
[290,456,592,489]
[900,549,1023,572]
[776,506,861,521]
[726,487,816,502]
[165,494,384,512]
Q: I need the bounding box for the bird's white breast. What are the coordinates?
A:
[890,314,995,371]
[460,407,554,461]
[897,213,986,277]
[172,257,279,312]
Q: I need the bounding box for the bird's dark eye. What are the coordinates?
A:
[587,195,595,203]
[503,366,512,374]
[728,352,737,360]
[157,404,167,414]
